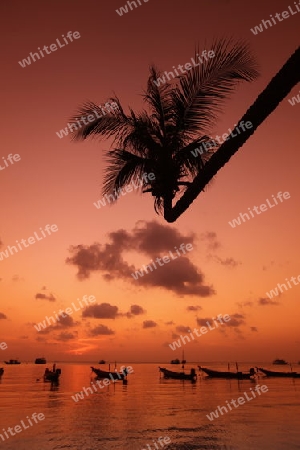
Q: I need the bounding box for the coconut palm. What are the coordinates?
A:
[71,41,299,223]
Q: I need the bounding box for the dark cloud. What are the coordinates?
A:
[66,221,214,297]
[200,231,221,251]
[34,314,79,334]
[250,327,258,332]
[55,331,78,341]
[88,324,115,336]
[143,320,157,328]
[176,325,191,333]
[226,313,246,327]
[0,312,7,319]
[171,332,180,339]
[135,257,215,296]
[258,297,280,306]
[236,301,254,308]
[213,256,241,268]
[128,304,146,316]
[187,305,202,311]
[197,313,246,328]
[82,303,119,319]
[196,317,213,327]
[35,293,56,302]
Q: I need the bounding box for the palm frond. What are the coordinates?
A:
[174,136,218,177]
[143,66,175,141]
[102,149,152,199]
[171,39,259,139]
[69,99,133,144]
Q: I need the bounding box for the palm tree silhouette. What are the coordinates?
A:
[71,40,300,223]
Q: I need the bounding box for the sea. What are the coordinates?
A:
[0,362,300,450]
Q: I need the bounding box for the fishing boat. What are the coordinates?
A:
[35,357,46,364]
[159,367,197,381]
[91,366,128,381]
[273,359,288,365]
[0,368,4,377]
[170,359,180,364]
[4,359,20,365]
[44,364,61,382]
[98,359,106,364]
[199,366,256,380]
[258,367,300,378]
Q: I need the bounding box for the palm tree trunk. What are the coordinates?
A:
[165,46,300,223]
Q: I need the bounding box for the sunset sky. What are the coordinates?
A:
[1,0,299,363]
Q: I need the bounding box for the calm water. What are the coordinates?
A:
[0,362,300,450]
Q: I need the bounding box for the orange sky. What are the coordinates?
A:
[1,0,299,362]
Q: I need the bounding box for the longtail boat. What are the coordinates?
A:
[199,366,256,380]
[44,364,61,382]
[258,367,300,378]
[159,367,197,381]
[90,366,128,381]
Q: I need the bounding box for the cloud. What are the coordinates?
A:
[176,325,191,333]
[55,331,78,341]
[250,326,258,332]
[196,317,213,327]
[196,313,246,329]
[236,301,254,308]
[258,297,280,306]
[35,293,56,302]
[200,231,221,250]
[130,304,146,315]
[82,303,119,319]
[134,257,215,296]
[187,305,202,311]
[0,312,7,319]
[34,314,79,334]
[226,313,246,327]
[143,320,157,328]
[88,324,115,336]
[165,321,174,325]
[66,221,214,297]
[213,256,241,268]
